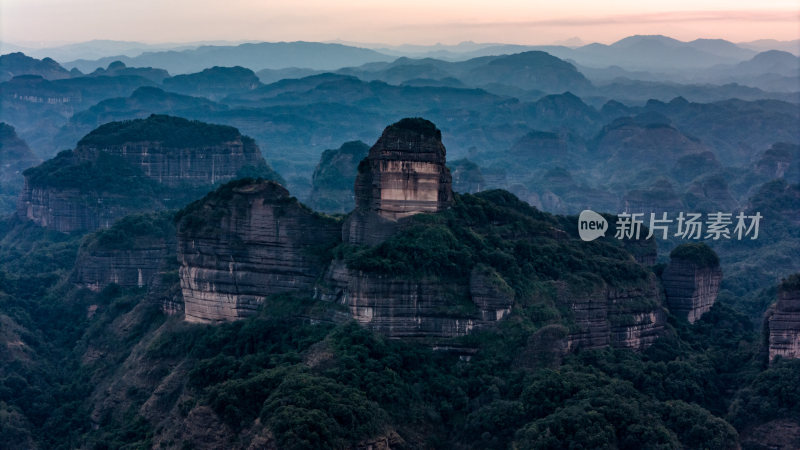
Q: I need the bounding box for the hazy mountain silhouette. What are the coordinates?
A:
[63,42,394,74]
[0,52,72,82]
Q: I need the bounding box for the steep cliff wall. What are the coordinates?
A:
[344,118,453,245]
[661,244,722,323]
[558,275,666,351]
[17,115,279,233]
[17,149,162,232]
[176,179,341,323]
[317,263,513,339]
[72,212,176,291]
[76,114,267,187]
[769,275,800,362]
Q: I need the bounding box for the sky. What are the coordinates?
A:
[2,0,798,47]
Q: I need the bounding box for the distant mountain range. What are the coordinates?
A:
[62,42,395,74]
[3,35,797,77]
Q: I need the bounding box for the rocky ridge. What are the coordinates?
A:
[71,212,176,291]
[176,180,340,323]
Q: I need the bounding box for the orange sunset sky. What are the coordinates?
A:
[1,0,798,46]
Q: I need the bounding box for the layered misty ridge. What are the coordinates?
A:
[1,34,800,449]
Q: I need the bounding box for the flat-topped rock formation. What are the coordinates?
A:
[17,115,279,233]
[769,274,800,362]
[17,148,163,232]
[344,118,453,245]
[172,119,667,350]
[176,179,341,323]
[661,243,722,323]
[76,114,266,187]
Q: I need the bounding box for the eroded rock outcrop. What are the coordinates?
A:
[558,275,666,351]
[344,118,453,245]
[76,114,266,187]
[17,115,279,233]
[661,243,722,323]
[72,212,176,291]
[176,179,340,323]
[316,262,513,339]
[17,148,163,232]
[768,274,800,362]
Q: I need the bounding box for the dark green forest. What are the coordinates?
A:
[0,187,797,449]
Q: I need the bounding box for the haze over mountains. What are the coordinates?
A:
[1,28,800,448]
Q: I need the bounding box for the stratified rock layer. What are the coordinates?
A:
[17,182,159,233]
[661,258,722,323]
[769,277,800,362]
[317,262,513,339]
[71,213,177,291]
[344,119,453,245]
[559,276,666,351]
[73,247,169,291]
[17,115,273,233]
[78,138,263,188]
[177,180,340,323]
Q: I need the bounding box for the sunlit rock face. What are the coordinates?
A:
[176,180,340,323]
[661,258,722,323]
[769,276,800,362]
[344,118,453,245]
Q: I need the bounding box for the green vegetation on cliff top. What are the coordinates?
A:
[670,242,720,268]
[387,117,442,140]
[22,149,161,195]
[77,114,245,148]
[340,190,648,289]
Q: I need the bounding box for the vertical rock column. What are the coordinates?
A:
[769,275,800,362]
[661,244,722,323]
[344,118,453,246]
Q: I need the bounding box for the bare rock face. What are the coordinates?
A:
[71,212,176,291]
[768,275,800,362]
[16,149,163,233]
[316,262,513,339]
[73,247,169,290]
[344,118,453,245]
[17,115,276,233]
[661,244,722,323]
[177,179,341,323]
[558,276,666,351]
[76,115,266,188]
